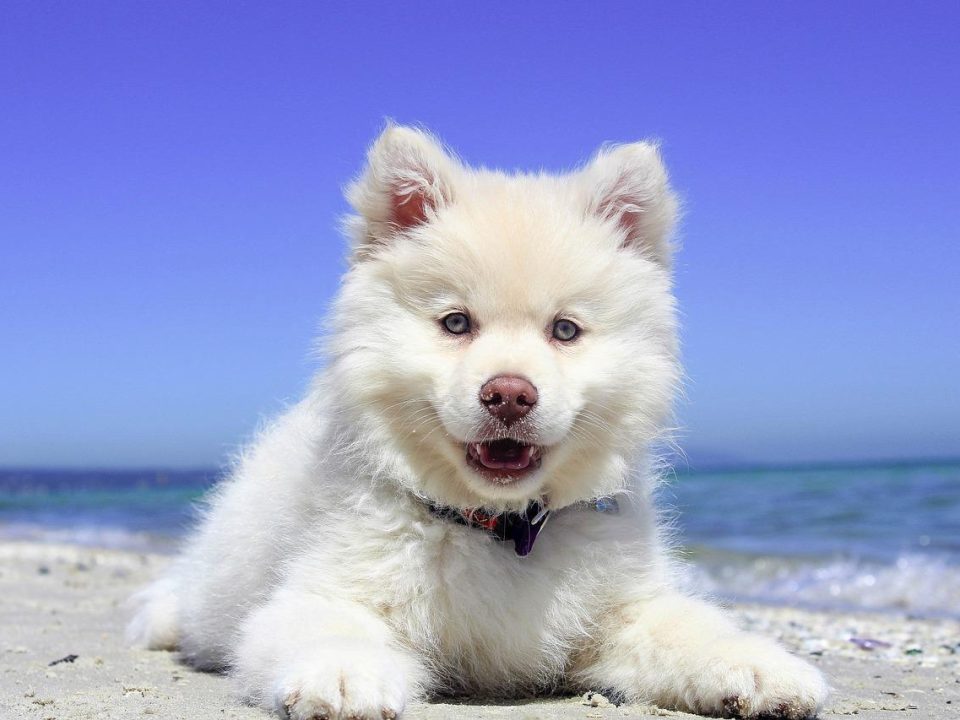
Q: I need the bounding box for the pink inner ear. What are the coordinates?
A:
[598,183,645,248]
[615,206,644,249]
[391,189,430,229]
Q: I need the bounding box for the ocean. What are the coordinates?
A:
[1,461,958,618]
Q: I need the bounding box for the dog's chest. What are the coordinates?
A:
[338,515,596,689]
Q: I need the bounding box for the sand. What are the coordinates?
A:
[1,542,957,720]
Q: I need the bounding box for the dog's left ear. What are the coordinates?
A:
[346,125,459,258]
[582,142,679,266]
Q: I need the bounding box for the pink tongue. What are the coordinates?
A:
[476,443,533,470]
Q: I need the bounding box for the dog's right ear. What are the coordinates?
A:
[346,125,459,258]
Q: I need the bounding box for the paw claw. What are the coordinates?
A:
[722,694,748,717]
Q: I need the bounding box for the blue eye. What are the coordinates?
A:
[442,312,471,335]
[552,319,580,342]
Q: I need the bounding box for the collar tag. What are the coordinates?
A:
[512,502,550,557]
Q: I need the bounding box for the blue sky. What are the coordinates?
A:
[1,1,957,468]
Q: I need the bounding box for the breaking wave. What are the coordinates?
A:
[686,549,960,619]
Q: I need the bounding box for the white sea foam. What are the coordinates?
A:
[0,522,180,553]
[687,551,960,618]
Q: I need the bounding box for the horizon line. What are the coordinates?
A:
[1,455,958,477]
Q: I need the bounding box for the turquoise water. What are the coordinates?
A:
[1,461,958,616]
[0,469,214,552]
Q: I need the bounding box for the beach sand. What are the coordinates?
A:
[1,542,957,720]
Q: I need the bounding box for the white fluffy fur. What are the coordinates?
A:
[128,126,828,720]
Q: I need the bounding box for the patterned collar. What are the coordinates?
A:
[427,501,551,557]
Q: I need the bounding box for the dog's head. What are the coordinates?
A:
[326,126,680,511]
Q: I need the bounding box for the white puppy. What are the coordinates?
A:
[129,126,828,720]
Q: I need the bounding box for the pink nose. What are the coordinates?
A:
[479,375,538,425]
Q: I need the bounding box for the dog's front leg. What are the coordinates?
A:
[572,591,827,719]
[232,587,424,720]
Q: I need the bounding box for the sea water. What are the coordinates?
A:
[665,461,960,618]
[1,461,958,617]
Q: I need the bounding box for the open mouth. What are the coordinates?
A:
[465,439,542,484]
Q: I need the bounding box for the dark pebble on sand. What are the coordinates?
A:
[48,654,78,666]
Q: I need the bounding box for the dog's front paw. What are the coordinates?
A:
[274,642,410,720]
[685,636,828,719]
